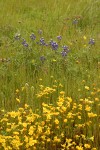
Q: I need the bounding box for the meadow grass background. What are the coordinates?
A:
[0,0,100,109]
[0,0,100,149]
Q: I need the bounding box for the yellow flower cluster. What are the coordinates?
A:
[36,86,56,98]
[0,85,100,150]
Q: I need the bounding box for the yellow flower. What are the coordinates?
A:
[37,125,42,133]
[67,97,72,103]
[66,138,72,143]
[88,112,97,118]
[59,83,63,87]
[28,126,34,135]
[76,146,83,150]
[63,119,67,123]
[61,106,67,112]
[1,118,8,122]
[24,135,28,143]
[29,138,37,146]
[24,104,29,109]
[54,136,61,142]
[84,144,91,149]
[16,98,20,103]
[95,98,99,101]
[8,111,19,118]
[90,136,94,141]
[83,36,87,40]
[81,134,86,140]
[52,59,56,62]
[16,89,19,93]
[85,105,91,111]
[22,123,27,128]
[54,119,59,124]
[85,86,90,90]
[47,138,51,142]
[60,91,65,95]
[78,116,81,119]
[13,132,19,135]
[41,135,46,140]
[67,112,73,118]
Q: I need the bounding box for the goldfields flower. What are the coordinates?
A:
[61,106,67,112]
[81,134,86,140]
[54,136,61,142]
[37,125,42,133]
[47,138,51,142]
[24,135,28,143]
[66,97,72,103]
[16,89,19,93]
[13,132,19,135]
[88,112,97,118]
[95,98,99,101]
[83,36,87,40]
[85,105,91,111]
[90,136,94,142]
[24,104,29,109]
[85,86,90,90]
[54,119,59,124]
[76,145,83,150]
[22,123,28,128]
[16,98,20,103]
[78,116,81,119]
[60,91,65,95]
[84,144,91,149]
[66,138,72,143]
[28,126,35,135]
[63,119,67,123]
[29,138,37,146]
[8,111,19,118]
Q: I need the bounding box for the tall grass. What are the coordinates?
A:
[0,0,100,149]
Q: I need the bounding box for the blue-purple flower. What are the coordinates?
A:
[30,33,36,40]
[61,45,70,57]
[50,40,58,50]
[57,35,62,40]
[62,45,70,52]
[40,37,45,45]
[61,51,67,57]
[22,39,28,47]
[89,38,95,45]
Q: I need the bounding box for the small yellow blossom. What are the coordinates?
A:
[88,112,97,118]
[52,59,56,62]
[78,115,81,119]
[90,136,94,141]
[85,86,90,90]
[54,136,61,142]
[16,89,19,93]
[83,36,87,40]
[84,144,91,149]
[16,98,20,103]
[85,105,91,111]
[76,145,83,150]
[63,119,67,123]
[54,119,59,124]
[95,97,99,101]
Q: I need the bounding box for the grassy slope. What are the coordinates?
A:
[0,0,100,110]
